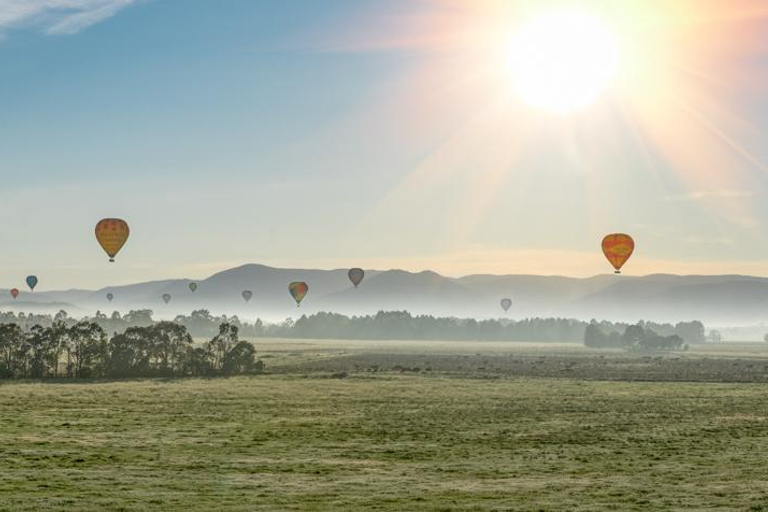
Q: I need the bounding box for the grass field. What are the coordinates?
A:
[1,341,768,511]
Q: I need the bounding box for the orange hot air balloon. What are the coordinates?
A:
[602,233,635,274]
[289,281,308,307]
[95,218,130,262]
[10,288,19,299]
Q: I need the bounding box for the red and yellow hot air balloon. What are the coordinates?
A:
[10,288,19,300]
[95,218,130,262]
[289,281,308,307]
[601,233,634,274]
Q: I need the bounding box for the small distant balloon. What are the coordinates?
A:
[107,292,114,302]
[242,290,253,302]
[602,233,635,274]
[95,218,130,262]
[289,281,308,307]
[189,282,198,293]
[26,275,38,291]
[500,298,512,312]
[10,288,19,300]
[348,268,364,288]
[162,293,172,304]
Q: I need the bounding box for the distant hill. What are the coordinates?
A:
[2,265,768,326]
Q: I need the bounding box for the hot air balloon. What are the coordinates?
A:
[189,283,198,293]
[107,292,114,302]
[500,298,512,312]
[242,290,253,302]
[26,275,38,291]
[289,282,308,307]
[95,218,130,262]
[602,233,635,274]
[162,293,172,304]
[10,289,19,300]
[348,268,364,288]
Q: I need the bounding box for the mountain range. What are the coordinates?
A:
[1,264,767,327]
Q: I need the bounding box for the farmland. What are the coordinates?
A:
[1,340,768,510]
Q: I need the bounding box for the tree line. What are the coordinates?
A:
[273,312,705,345]
[0,309,707,345]
[0,320,263,380]
[584,321,692,351]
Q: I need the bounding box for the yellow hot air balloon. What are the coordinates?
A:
[95,219,130,262]
[601,233,635,274]
[289,281,308,307]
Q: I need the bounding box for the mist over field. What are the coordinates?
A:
[3,264,768,334]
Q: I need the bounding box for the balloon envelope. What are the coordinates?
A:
[242,290,253,302]
[26,275,38,291]
[10,289,19,299]
[189,283,198,293]
[95,218,130,262]
[601,233,635,273]
[162,293,172,304]
[500,298,512,312]
[348,268,364,288]
[107,293,114,302]
[289,282,309,306]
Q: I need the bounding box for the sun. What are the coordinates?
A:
[508,10,620,114]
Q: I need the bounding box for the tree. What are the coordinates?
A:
[607,331,623,348]
[675,321,706,344]
[187,347,214,377]
[26,325,52,379]
[107,327,152,377]
[584,321,608,347]
[707,330,722,344]
[221,341,259,375]
[149,322,193,375]
[638,333,683,351]
[48,320,69,378]
[623,324,645,348]
[253,318,264,336]
[123,310,154,328]
[207,323,240,372]
[0,323,25,378]
[66,321,108,378]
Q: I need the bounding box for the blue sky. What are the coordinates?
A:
[1,0,768,289]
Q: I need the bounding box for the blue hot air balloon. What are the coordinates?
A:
[26,275,38,291]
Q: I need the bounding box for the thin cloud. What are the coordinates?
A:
[683,235,734,246]
[0,0,138,37]
[661,190,755,202]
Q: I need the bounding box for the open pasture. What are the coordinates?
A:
[1,340,768,511]
[258,339,768,383]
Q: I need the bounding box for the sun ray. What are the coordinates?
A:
[294,0,768,273]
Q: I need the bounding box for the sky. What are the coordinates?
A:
[1,0,768,290]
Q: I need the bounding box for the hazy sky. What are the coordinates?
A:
[1,0,768,290]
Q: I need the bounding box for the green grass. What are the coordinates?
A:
[1,342,768,510]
